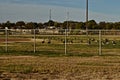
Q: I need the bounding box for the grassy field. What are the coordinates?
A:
[0,34,120,56]
[0,34,120,79]
[0,55,120,80]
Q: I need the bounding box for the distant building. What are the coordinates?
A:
[47,26,56,29]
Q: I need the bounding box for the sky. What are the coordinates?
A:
[0,0,120,23]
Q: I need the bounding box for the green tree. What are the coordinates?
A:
[16,21,25,29]
[87,20,98,29]
[62,21,67,29]
[0,23,2,29]
[105,22,113,29]
[1,21,15,29]
[38,23,43,29]
[44,20,55,27]
[54,22,61,28]
[25,22,38,29]
[113,22,120,29]
[76,22,85,29]
[98,22,105,29]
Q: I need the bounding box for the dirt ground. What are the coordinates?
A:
[0,56,120,80]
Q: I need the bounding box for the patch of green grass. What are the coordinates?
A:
[0,50,63,56]
[0,50,98,57]
[2,64,33,73]
[78,62,112,66]
[67,53,95,57]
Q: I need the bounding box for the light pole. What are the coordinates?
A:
[49,9,51,21]
[67,11,69,30]
[86,0,88,35]
[49,9,51,27]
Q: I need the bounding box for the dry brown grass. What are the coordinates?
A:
[0,55,120,80]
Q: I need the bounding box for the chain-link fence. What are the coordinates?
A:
[0,29,120,56]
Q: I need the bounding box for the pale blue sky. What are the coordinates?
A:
[0,0,120,22]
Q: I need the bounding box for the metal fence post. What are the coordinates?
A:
[65,29,67,55]
[5,27,8,52]
[34,29,36,53]
[99,30,102,55]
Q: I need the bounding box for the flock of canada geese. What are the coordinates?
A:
[41,38,118,46]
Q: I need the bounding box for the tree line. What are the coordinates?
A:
[0,20,120,29]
